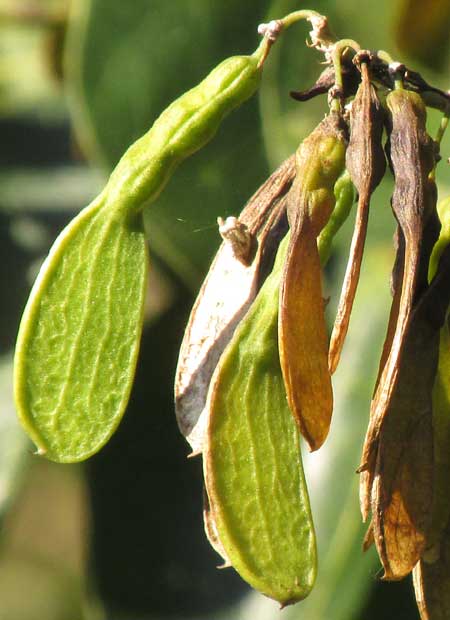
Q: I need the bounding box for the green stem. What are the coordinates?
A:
[330,39,360,111]
[280,9,324,28]
[332,39,361,90]
[258,9,335,53]
[377,49,394,64]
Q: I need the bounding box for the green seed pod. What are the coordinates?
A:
[200,162,353,603]
[175,156,295,455]
[103,47,268,215]
[14,39,272,463]
[279,111,348,451]
[204,233,316,605]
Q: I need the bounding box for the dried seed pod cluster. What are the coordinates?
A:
[176,15,450,617]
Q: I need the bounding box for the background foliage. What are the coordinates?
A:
[1,0,450,618]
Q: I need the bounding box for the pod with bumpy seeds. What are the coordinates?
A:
[14,39,274,463]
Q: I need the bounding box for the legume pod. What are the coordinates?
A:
[14,41,272,462]
[204,234,316,605]
[279,111,348,451]
[359,89,439,512]
[14,202,148,462]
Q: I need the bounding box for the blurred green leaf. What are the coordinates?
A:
[395,0,450,70]
[0,0,67,117]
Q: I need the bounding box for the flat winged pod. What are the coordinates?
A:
[204,235,317,605]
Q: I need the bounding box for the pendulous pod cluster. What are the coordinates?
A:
[11,7,450,617]
[176,29,450,617]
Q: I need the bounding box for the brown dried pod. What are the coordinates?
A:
[359,89,438,495]
[329,58,386,374]
[279,111,348,451]
[371,303,437,579]
[174,156,294,454]
[369,234,450,580]
[359,229,404,519]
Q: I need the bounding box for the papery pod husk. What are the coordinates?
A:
[370,299,436,578]
[279,110,348,451]
[359,89,438,515]
[371,239,450,580]
[204,234,317,605]
[329,59,386,374]
[175,156,294,454]
[359,229,405,520]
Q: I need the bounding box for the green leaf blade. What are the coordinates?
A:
[14,201,148,463]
